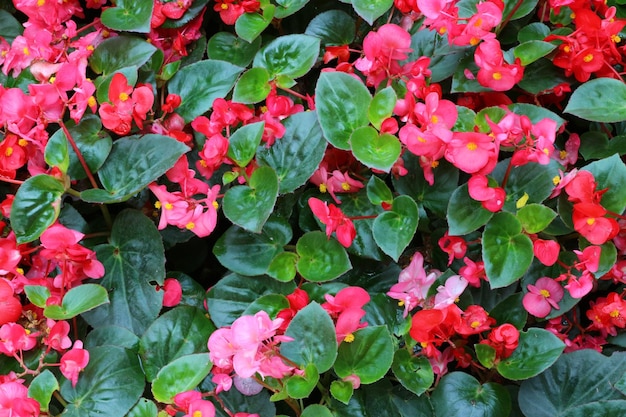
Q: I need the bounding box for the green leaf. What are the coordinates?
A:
[84,325,140,351]
[489,293,528,329]
[82,210,165,335]
[207,32,261,68]
[235,6,275,43]
[139,306,215,382]
[206,274,295,327]
[330,380,354,405]
[285,363,319,399]
[0,9,23,43]
[253,34,320,79]
[503,0,538,20]
[281,302,338,372]
[80,134,188,203]
[447,183,493,235]
[301,404,334,417]
[483,212,534,289]
[151,353,212,404]
[160,0,210,28]
[90,36,157,75]
[431,372,511,417]
[127,398,158,417]
[305,10,355,46]
[100,0,153,33]
[257,111,326,193]
[518,58,569,95]
[44,284,109,320]
[316,71,371,150]
[519,351,626,417]
[223,165,279,233]
[373,196,418,261]
[508,103,565,127]
[60,346,145,417]
[352,0,393,25]
[518,22,551,42]
[368,87,396,129]
[334,326,394,384]
[333,191,385,260]
[582,154,626,214]
[579,132,626,160]
[11,174,65,244]
[168,60,243,123]
[47,116,112,180]
[517,204,557,233]
[497,328,565,380]
[28,370,59,412]
[366,176,393,206]
[44,129,69,173]
[228,121,265,166]
[274,0,309,18]
[391,350,434,396]
[233,68,271,104]
[24,285,50,308]
[243,294,290,317]
[564,78,626,122]
[407,28,467,83]
[351,127,402,172]
[475,344,497,369]
[213,220,289,276]
[267,252,298,282]
[296,231,352,282]
[513,41,556,65]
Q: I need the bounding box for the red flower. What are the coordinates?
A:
[0,280,21,326]
[572,203,619,245]
[481,323,519,359]
[60,341,89,387]
[533,238,560,266]
[409,305,460,353]
[308,197,356,248]
[98,73,154,135]
[474,39,524,91]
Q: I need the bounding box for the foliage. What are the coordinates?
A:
[1,0,626,416]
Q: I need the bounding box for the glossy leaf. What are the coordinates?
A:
[334,326,394,384]
[24,285,50,308]
[274,0,310,18]
[431,372,511,417]
[256,111,326,193]
[351,127,402,172]
[564,78,626,122]
[518,22,551,42]
[227,121,265,167]
[366,176,393,206]
[373,195,418,261]
[44,129,69,173]
[127,398,158,417]
[475,344,497,369]
[489,293,528,330]
[235,6,275,43]
[513,41,556,65]
[223,165,279,233]
[519,350,626,417]
[82,210,165,335]
[267,252,298,282]
[160,0,210,28]
[305,10,355,46]
[578,132,626,160]
[167,59,243,123]
[281,302,338,373]
[497,328,565,380]
[0,10,22,42]
[47,116,112,180]
[330,380,354,405]
[352,0,393,25]
[44,284,109,320]
[407,28,467,83]
[151,353,212,404]
[391,349,434,396]
[296,231,352,282]
[232,68,271,104]
[301,404,334,417]
[207,32,261,68]
[243,294,289,317]
[28,370,58,412]
[11,174,65,244]
[517,204,557,234]
[316,71,372,150]
[368,87,396,129]
[139,306,215,382]
[582,154,626,214]
[285,363,319,399]
[253,34,320,79]
[483,212,534,288]
[100,0,153,33]
[60,346,145,417]
[447,183,493,235]
[503,0,539,20]
[90,36,157,75]
[84,326,140,352]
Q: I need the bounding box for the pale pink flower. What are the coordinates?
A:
[433,275,469,309]
[523,277,564,317]
[387,252,440,317]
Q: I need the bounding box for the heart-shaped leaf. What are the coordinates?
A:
[373,196,418,261]
[235,6,275,43]
[227,121,265,167]
[447,183,493,235]
[497,328,565,380]
[43,284,109,320]
[223,165,279,233]
[483,212,533,288]
[296,231,351,282]
[90,36,157,75]
[517,204,557,234]
[233,68,271,104]
[334,326,394,384]
[151,353,212,404]
[391,349,434,396]
[253,34,320,79]
[101,0,153,33]
[351,126,402,172]
[352,0,393,25]
[431,372,511,417]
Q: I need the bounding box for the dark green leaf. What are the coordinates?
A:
[90,36,157,75]
[296,231,352,281]
[84,325,140,351]
[489,293,528,329]
[431,372,511,417]
[281,302,338,372]
[140,306,215,382]
[497,328,565,380]
[582,154,626,214]
[564,78,626,122]
[579,132,626,160]
[334,326,394,384]
[518,22,551,42]
[503,0,538,20]
[227,121,265,167]
[483,212,534,288]
[305,10,355,46]
[373,195,418,261]
[366,175,393,206]
[0,9,22,42]
[316,71,371,150]
[100,0,153,33]
[207,32,261,68]
[253,34,320,79]
[168,60,243,123]
[11,174,65,244]
[274,0,310,18]
[392,350,434,396]
[61,346,145,417]
[406,29,467,83]
[82,210,165,335]
[223,165,279,233]
[127,398,158,417]
[447,183,493,235]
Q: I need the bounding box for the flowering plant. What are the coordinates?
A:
[2,0,626,415]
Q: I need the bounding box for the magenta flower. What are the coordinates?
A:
[60,340,89,387]
[523,277,564,318]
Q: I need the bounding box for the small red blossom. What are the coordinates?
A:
[481,323,519,359]
[308,197,356,248]
[60,340,89,387]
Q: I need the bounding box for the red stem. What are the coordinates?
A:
[59,120,99,190]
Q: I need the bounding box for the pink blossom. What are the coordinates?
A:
[433,275,468,309]
[387,252,440,317]
[161,278,183,307]
[565,272,594,299]
[60,340,89,387]
[0,323,38,356]
[523,277,564,318]
[533,239,560,266]
[0,379,40,417]
[445,132,499,174]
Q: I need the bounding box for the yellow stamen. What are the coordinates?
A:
[221,2,228,9]
[470,37,479,46]
[587,218,595,225]
[185,222,195,230]
[212,201,219,209]
[341,182,351,191]
[23,47,30,56]
[319,183,327,193]
[470,320,480,328]
[193,411,203,417]
[5,147,13,157]
[552,175,561,185]
[431,160,439,168]
[88,96,97,108]
[540,289,551,298]
[559,150,568,160]
[466,142,478,151]
[610,310,620,318]
[583,54,594,63]
[492,72,502,80]
[154,201,162,209]
[431,115,439,124]
[164,202,173,210]
[119,92,129,101]
[344,333,355,343]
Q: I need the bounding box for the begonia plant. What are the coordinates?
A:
[1,0,626,415]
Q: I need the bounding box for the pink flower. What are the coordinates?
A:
[0,379,40,417]
[387,252,440,316]
[433,275,468,309]
[445,132,498,174]
[60,341,90,387]
[474,38,524,91]
[533,239,560,266]
[322,287,370,343]
[523,277,564,318]
[0,323,38,356]
[161,278,183,307]
[565,272,594,299]
[44,320,72,352]
[308,197,356,248]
